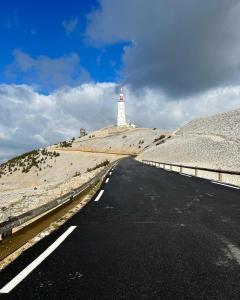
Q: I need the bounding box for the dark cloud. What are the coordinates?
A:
[87,0,240,97]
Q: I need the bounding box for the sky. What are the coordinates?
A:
[1,0,240,162]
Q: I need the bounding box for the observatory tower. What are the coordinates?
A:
[117,87,127,126]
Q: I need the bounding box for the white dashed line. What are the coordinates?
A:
[105,178,109,183]
[109,172,112,175]
[94,189,104,202]
[181,173,192,177]
[0,226,77,294]
[211,181,240,190]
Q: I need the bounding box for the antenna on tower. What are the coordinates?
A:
[119,85,124,101]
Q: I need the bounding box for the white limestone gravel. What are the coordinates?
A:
[138,108,240,171]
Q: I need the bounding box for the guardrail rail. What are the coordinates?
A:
[142,160,240,187]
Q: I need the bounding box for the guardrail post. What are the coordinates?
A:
[170,165,172,171]
[195,167,198,177]
[180,165,182,173]
[2,229,12,239]
[218,170,222,182]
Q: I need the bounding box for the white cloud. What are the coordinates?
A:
[62,18,79,35]
[0,83,239,163]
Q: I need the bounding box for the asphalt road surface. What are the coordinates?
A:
[1,158,240,299]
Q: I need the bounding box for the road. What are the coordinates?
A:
[1,158,240,299]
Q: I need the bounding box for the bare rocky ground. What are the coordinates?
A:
[137,108,240,171]
[1,107,240,223]
[54,126,170,155]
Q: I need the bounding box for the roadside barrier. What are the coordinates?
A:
[142,160,240,187]
[0,162,117,239]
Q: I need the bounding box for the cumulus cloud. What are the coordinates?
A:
[86,0,240,97]
[0,82,240,163]
[62,18,79,35]
[5,50,90,91]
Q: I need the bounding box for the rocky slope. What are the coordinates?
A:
[138,108,240,170]
[53,126,170,156]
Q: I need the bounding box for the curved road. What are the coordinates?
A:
[1,158,240,299]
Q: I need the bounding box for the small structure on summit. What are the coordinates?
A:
[117,87,127,127]
[80,128,86,137]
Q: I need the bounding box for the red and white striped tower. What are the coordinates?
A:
[117,87,127,126]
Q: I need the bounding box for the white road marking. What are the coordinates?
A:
[181,173,192,177]
[206,193,214,197]
[109,172,112,175]
[211,181,240,190]
[221,238,240,265]
[105,178,109,183]
[94,190,104,202]
[0,226,77,294]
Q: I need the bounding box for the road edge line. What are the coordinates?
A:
[0,226,77,294]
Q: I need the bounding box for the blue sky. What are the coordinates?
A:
[0,0,125,91]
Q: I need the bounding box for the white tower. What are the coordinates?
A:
[117,87,127,126]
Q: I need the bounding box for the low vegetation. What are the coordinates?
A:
[155,135,171,145]
[87,160,110,172]
[156,140,165,146]
[154,135,165,143]
[0,149,60,176]
[73,171,81,177]
[59,137,75,148]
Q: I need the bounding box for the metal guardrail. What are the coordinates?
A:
[142,160,240,182]
[0,162,116,238]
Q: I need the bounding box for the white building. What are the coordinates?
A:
[117,88,127,126]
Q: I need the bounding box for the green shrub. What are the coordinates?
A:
[154,135,165,143]
[87,160,110,172]
[60,140,72,147]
